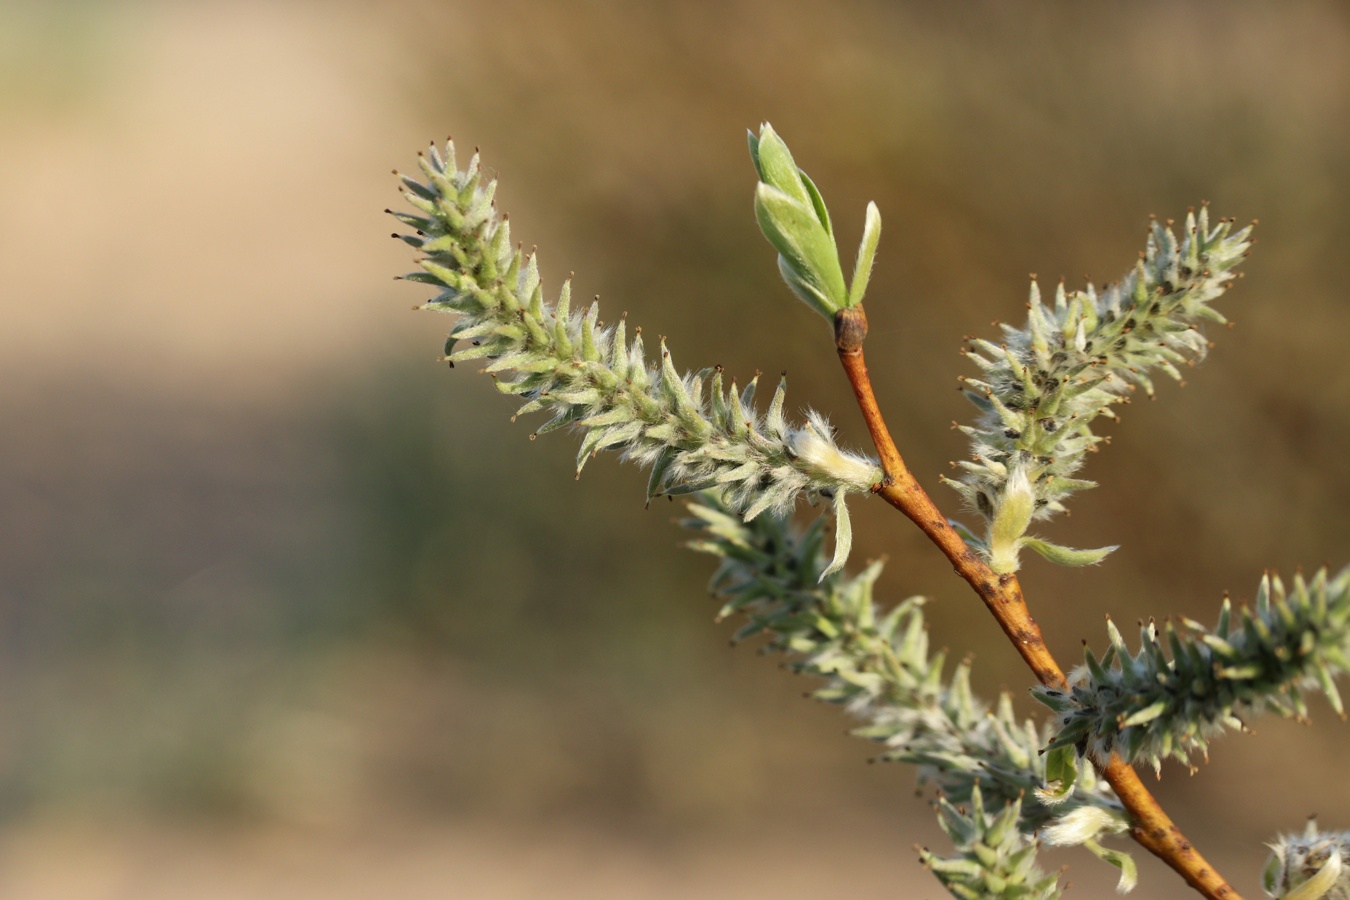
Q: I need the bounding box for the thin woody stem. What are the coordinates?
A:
[832,305,1240,900]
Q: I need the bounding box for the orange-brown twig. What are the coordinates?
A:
[833,305,1240,900]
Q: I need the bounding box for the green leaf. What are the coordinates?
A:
[820,491,852,580]
[754,183,847,316]
[1021,538,1118,567]
[749,123,811,206]
[1035,744,1079,805]
[797,169,834,235]
[1263,853,1284,897]
[777,256,838,320]
[988,470,1036,574]
[847,201,882,308]
[1084,840,1138,894]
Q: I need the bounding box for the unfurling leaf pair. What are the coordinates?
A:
[749,123,881,320]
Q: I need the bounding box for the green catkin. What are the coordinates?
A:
[393,139,883,578]
[1036,566,1350,774]
[946,212,1254,573]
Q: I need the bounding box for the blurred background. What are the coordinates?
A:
[1,1,1348,897]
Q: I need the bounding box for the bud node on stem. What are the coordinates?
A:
[834,306,869,352]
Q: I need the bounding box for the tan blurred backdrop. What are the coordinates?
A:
[1,2,1348,897]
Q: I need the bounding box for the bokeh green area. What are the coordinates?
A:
[2,2,1348,896]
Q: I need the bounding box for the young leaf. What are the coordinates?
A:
[754,183,847,316]
[1084,839,1139,894]
[821,490,852,580]
[1021,537,1118,568]
[847,201,882,308]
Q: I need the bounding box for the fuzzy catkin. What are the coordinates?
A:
[1036,566,1350,772]
[393,140,882,576]
[946,210,1253,572]
[682,493,1128,834]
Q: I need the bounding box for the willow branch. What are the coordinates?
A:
[832,305,1241,900]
